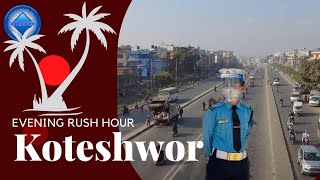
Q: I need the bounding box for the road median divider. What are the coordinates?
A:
[267,70,295,179]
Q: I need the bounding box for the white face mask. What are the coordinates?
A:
[222,87,241,102]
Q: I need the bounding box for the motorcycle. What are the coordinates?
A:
[289,133,296,144]
[302,137,310,145]
[287,121,293,130]
[288,116,295,123]
[155,150,165,166]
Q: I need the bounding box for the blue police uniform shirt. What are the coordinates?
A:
[202,101,254,157]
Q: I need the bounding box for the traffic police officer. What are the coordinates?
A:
[203,77,254,180]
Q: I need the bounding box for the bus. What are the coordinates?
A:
[158,87,179,102]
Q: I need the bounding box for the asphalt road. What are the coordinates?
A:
[118,78,223,137]
[269,70,320,180]
[128,71,284,180]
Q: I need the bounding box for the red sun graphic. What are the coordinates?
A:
[39,55,70,86]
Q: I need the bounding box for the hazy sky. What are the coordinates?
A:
[119,0,320,56]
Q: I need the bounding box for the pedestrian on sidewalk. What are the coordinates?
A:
[141,104,144,112]
[203,77,254,180]
[214,86,217,92]
[146,115,150,127]
[202,101,206,111]
[179,106,183,118]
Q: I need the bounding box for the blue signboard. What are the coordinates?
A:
[220,73,244,80]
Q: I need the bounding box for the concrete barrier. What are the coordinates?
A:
[267,70,295,179]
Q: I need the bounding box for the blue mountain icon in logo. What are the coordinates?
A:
[11,12,34,35]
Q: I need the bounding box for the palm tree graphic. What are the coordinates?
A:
[51,2,116,103]
[4,28,49,109]
[3,2,116,115]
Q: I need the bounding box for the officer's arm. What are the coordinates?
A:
[202,110,215,157]
[246,110,254,137]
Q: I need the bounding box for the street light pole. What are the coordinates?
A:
[176,56,178,86]
[150,53,153,91]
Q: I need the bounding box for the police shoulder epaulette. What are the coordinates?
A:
[211,102,224,108]
[209,102,224,111]
[241,102,252,110]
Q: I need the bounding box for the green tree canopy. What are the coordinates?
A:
[153,71,173,88]
[300,59,320,88]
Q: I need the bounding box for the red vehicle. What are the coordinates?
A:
[148,100,178,126]
[249,82,255,87]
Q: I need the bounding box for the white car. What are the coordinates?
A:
[309,96,320,107]
[273,78,280,86]
[297,145,320,175]
[290,92,301,103]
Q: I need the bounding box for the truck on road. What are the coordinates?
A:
[293,101,303,116]
[148,100,179,126]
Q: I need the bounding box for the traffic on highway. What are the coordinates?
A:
[118,66,320,180]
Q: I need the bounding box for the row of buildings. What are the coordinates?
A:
[268,48,320,70]
[117,44,237,97]
[117,45,236,78]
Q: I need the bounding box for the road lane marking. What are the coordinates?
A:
[266,71,276,180]
[162,134,203,180]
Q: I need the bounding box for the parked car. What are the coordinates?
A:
[297,145,320,175]
[249,82,255,87]
[309,96,320,107]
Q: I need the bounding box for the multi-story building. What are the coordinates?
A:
[298,48,310,58]
[286,50,297,67]
[151,59,167,75]
[127,50,150,78]
[127,47,168,78]
[117,45,131,66]
[279,53,287,64]
[151,47,168,75]
[309,49,320,61]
